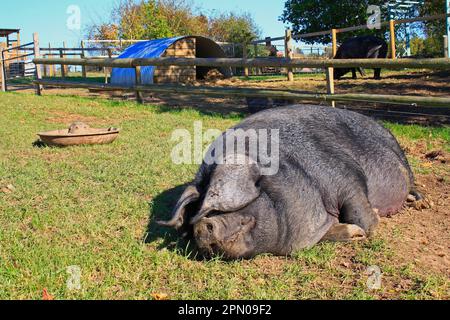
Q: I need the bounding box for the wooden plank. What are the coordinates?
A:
[285,29,294,82]
[326,67,335,108]
[33,79,450,108]
[33,57,450,70]
[332,29,338,57]
[390,20,396,59]
[105,48,112,84]
[243,44,249,78]
[80,41,87,78]
[135,66,143,103]
[0,58,6,92]
[59,49,66,78]
[33,33,43,96]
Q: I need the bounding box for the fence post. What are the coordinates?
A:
[43,52,48,78]
[0,53,6,92]
[254,43,260,75]
[33,33,43,96]
[285,29,294,82]
[447,0,450,58]
[328,28,337,107]
[389,20,396,59]
[331,29,338,57]
[81,41,87,79]
[243,43,249,78]
[48,43,54,76]
[135,66,143,104]
[445,36,449,58]
[60,48,66,78]
[326,67,335,108]
[104,48,112,84]
[63,42,69,75]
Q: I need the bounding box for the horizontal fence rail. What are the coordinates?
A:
[33,57,450,70]
[34,79,450,108]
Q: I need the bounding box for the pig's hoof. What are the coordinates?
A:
[321,224,367,243]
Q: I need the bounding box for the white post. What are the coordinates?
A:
[285,29,294,82]
[33,33,43,96]
[447,0,450,58]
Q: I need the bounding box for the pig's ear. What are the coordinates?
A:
[157,185,200,230]
[190,160,261,225]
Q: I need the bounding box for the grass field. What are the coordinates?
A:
[0,91,448,300]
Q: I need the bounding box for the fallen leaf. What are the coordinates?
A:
[42,288,54,301]
[1,187,11,194]
[151,293,169,301]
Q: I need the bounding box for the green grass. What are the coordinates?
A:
[0,91,448,300]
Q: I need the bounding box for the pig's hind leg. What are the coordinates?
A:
[340,191,380,236]
[321,224,367,243]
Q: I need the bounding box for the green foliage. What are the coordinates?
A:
[411,36,445,58]
[280,0,388,45]
[87,0,260,45]
[117,0,173,39]
[419,0,447,57]
[209,12,261,44]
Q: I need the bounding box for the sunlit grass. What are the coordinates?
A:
[0,92,448,300]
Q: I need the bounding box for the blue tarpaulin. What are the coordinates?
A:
[111,36,184,86]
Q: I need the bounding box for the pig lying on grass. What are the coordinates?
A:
[159,105,421,259]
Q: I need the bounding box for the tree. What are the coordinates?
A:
[209,12,261,44]
[420,0,446,56]
[280,0,388,44]
[113,0,173,39]
[87,0,261,48]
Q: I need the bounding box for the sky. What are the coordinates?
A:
[0,0,287,47]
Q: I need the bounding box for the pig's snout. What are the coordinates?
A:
[194,218,222,257]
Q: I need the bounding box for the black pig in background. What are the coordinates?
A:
[334,35,389,80]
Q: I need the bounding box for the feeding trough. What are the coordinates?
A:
[37,122,120,147]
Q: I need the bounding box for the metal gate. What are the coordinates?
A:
[1,41,36,91]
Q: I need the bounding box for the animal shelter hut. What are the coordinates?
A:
[1,29,22,86]
[111,36,231,86]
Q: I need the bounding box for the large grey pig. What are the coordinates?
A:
[159,105,420,259]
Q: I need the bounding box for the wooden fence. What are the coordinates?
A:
[32,54,450,108]
[251,13,450,81]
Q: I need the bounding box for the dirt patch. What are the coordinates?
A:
[379,172,450,276]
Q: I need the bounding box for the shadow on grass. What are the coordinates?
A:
[32,140,49,148]
[145,184,201,259]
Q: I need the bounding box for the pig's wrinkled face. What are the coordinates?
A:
[193,193,278,260]
[158,157,279,259]
[194,213,257,259]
